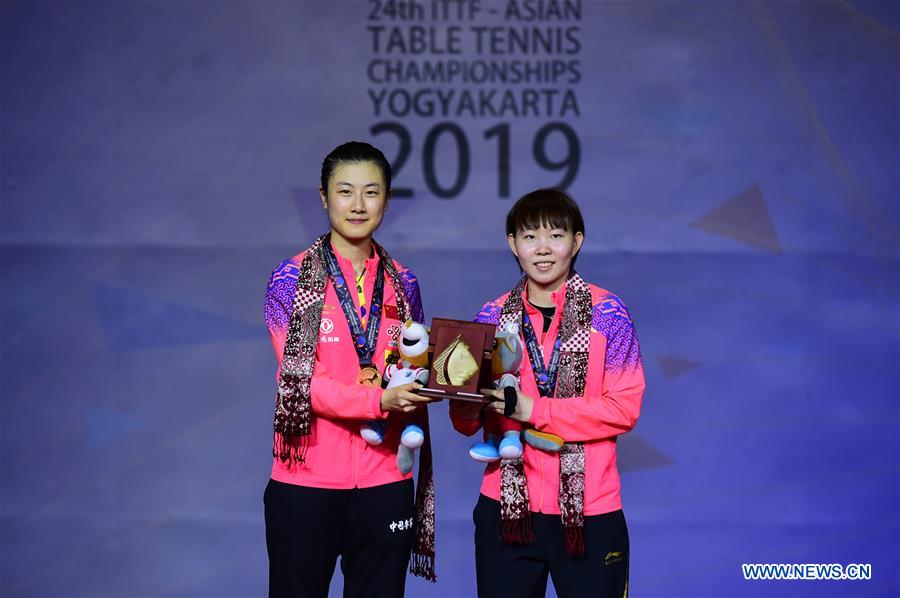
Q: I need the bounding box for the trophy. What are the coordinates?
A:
[417,318,496,402]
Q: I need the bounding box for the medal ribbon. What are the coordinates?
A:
[322,241,385,367]
[520,307,562,398]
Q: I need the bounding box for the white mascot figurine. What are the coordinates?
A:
[360,320,430,474]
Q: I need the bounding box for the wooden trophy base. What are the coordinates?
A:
[417,387,493,403]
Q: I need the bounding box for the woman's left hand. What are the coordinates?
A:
[482,388,534,423]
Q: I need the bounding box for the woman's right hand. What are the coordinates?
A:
[380,382,435,413]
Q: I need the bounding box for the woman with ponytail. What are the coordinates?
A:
[263,142,437,597]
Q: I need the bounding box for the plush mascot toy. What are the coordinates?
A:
[469,323,564,462]
[468,324,525,462]
[360,320,429,474]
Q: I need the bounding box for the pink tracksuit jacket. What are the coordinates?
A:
[265,241,424,489]
[451,280,645,516]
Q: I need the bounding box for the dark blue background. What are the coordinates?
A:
[2,1,897,596]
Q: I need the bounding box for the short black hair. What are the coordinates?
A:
[320,141,392,194]
[506,188,585,268]
[505,188,585,237]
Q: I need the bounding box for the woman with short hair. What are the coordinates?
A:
[452,188,645,598]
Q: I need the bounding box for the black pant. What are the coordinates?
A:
[264,479,415,598]
[474,494,629,598]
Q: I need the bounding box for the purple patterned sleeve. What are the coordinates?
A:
[474,301,501,325]
[398,267,425,324]
[592,295,643,372]
[265,260,300,333]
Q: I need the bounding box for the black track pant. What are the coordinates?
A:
[264,479,414,598]
[474,494,629,598]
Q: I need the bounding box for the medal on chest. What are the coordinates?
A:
[521,308,562,398]
[356,365,382,387]
[323,242,387,387]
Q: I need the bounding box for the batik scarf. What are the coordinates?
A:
[497,272,592,556]
[272,233,436,580]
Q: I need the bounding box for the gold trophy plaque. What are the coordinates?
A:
[418,318,495,402]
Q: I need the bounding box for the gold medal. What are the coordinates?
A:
[357,365,381,387]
